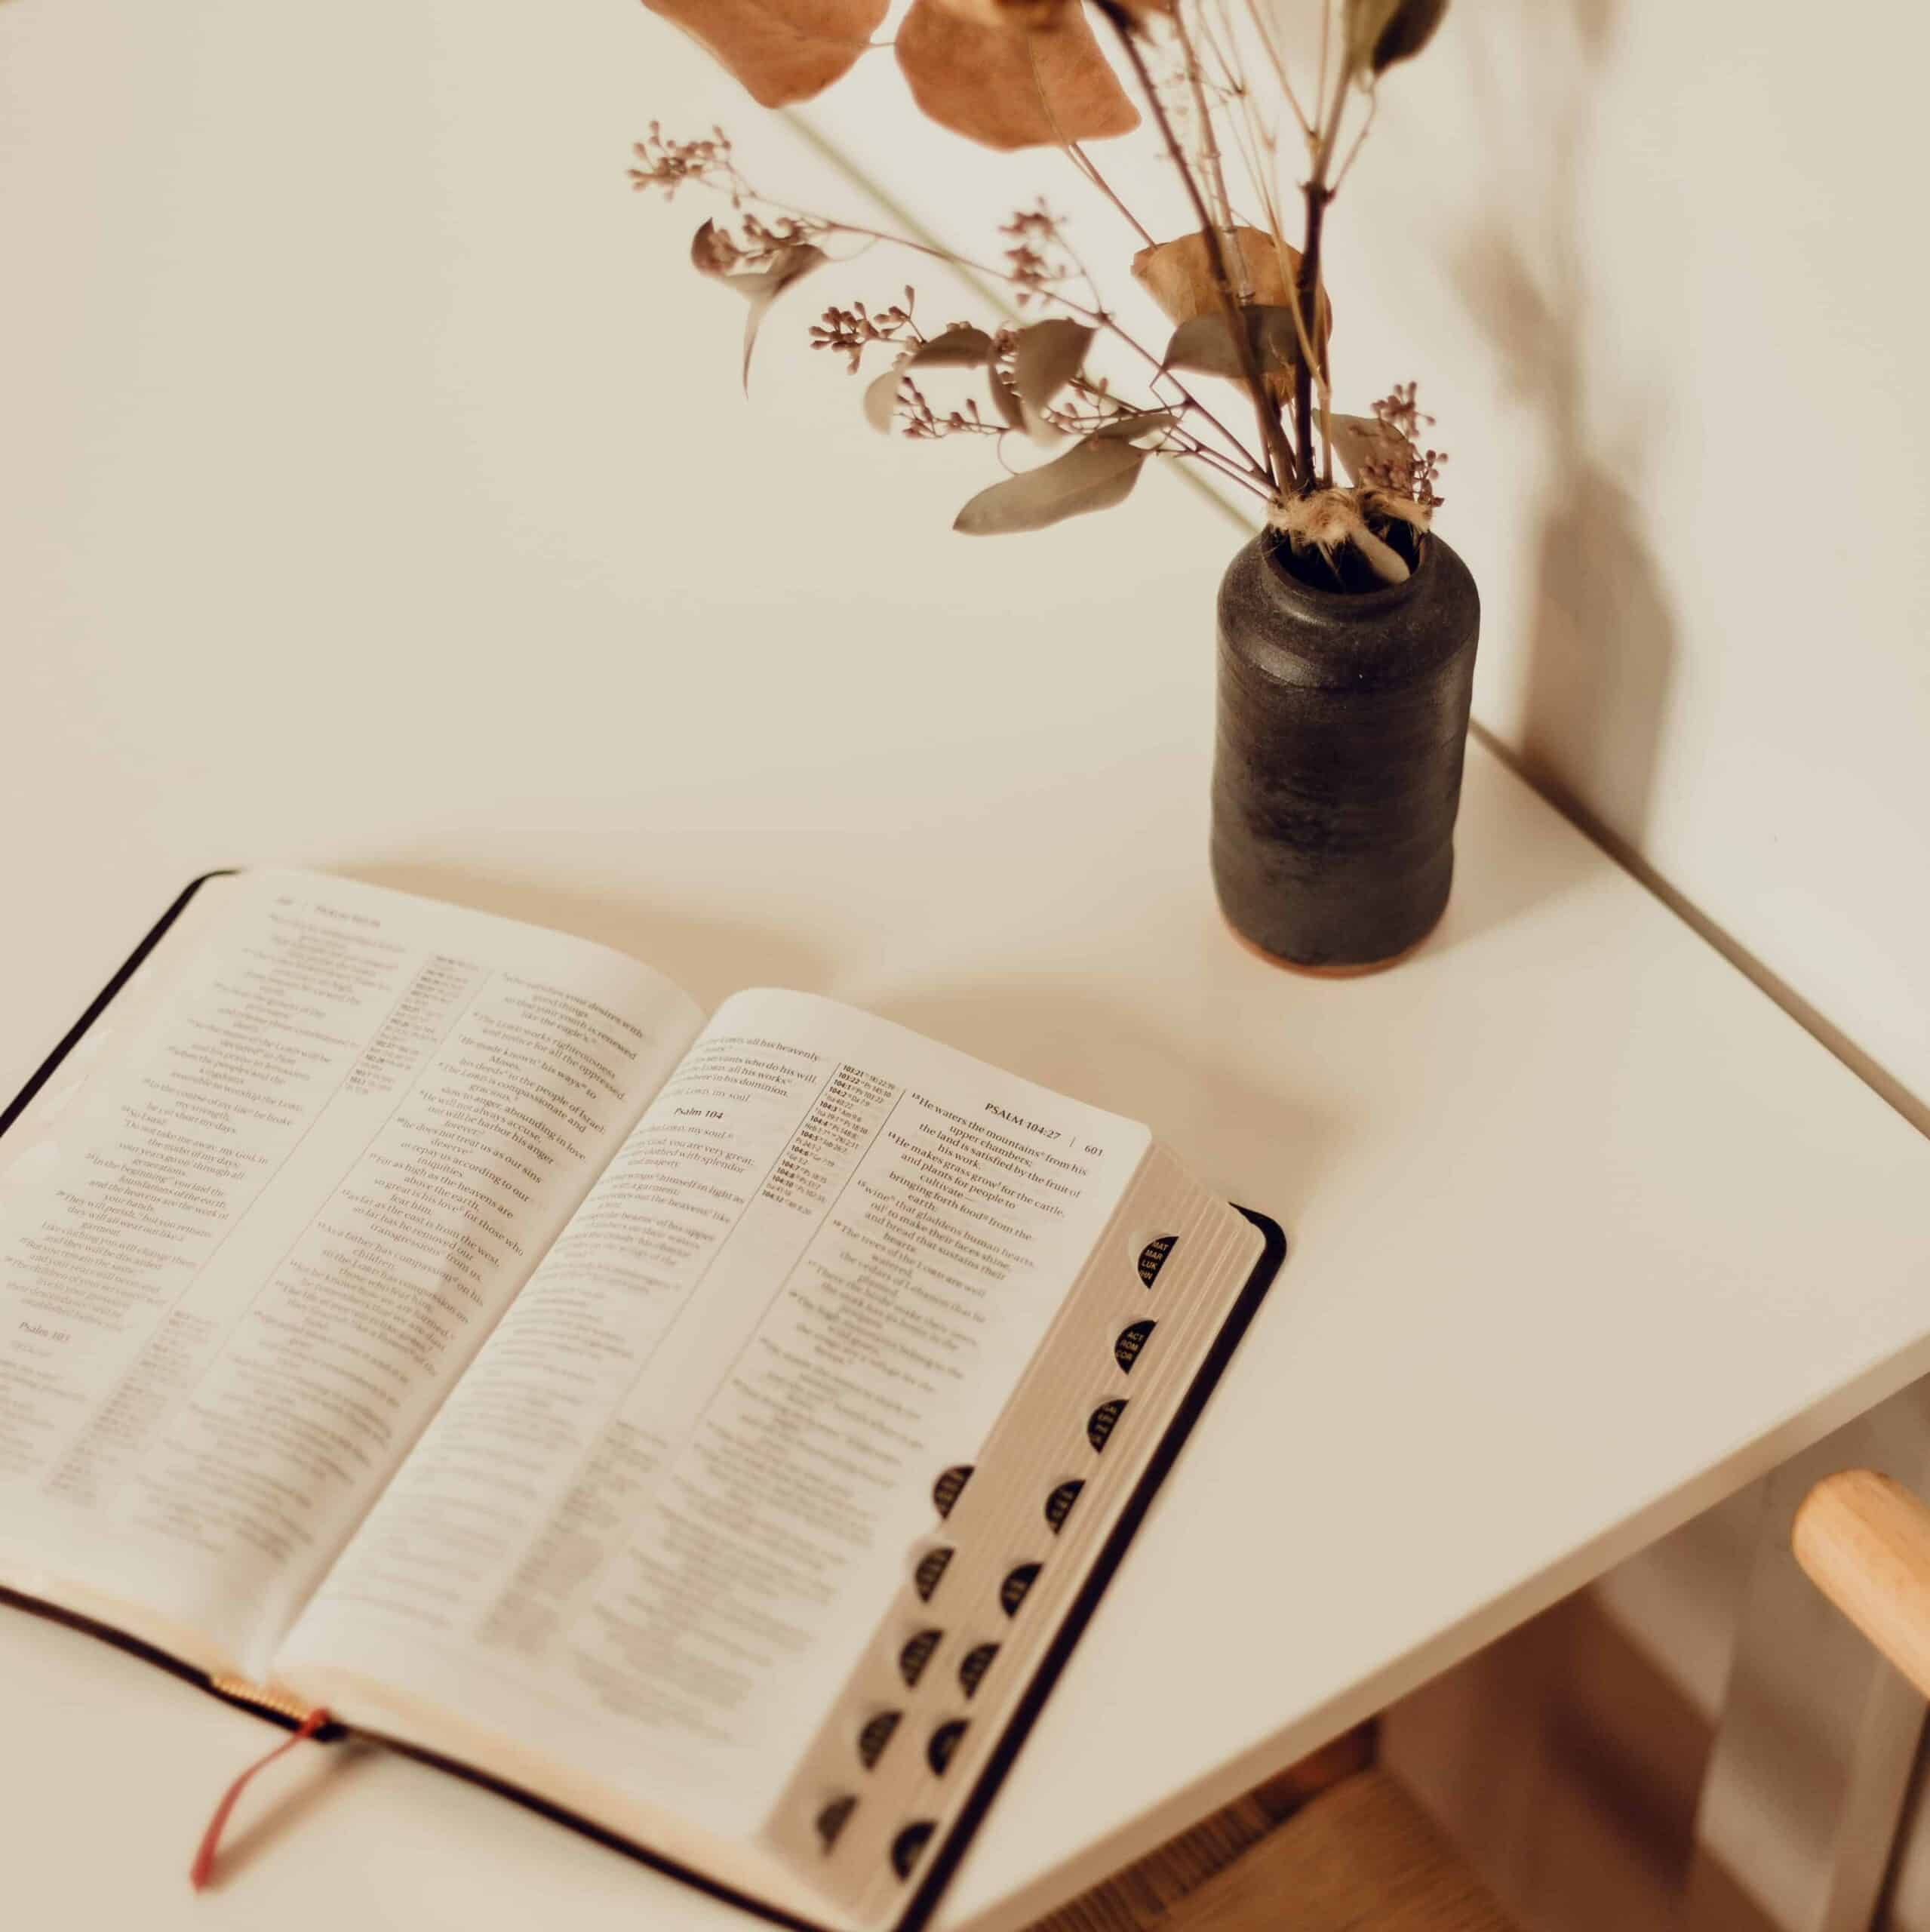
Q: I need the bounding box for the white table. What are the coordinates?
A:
[5,6,1930,1928]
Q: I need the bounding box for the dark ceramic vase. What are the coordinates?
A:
[1212,529,1480,971]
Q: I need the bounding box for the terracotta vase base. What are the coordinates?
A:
[1222,899,1446,978]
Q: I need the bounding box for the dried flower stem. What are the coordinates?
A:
[1022,38,1157,250]
[1172,437,1275,499]
[1096,2,1296,494]
[1166,12,1228,245]
[857,219,1267,478]
[1065,139,1157,246]
[1329,86,1379,198]
[644,120,1277,489]
[1314,0,1333,136]
[1238,0,1314,143]
[1293,189,1328,488]
[782,214,1269,484]
[1291,31,1354,491]
[1194,2,1274,220]
[1170,9,1241,288]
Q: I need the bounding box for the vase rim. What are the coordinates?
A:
[1257,524,1434,614]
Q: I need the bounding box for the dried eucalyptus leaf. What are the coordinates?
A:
[1163,307,1308,383]
[1343,0,1398,72]
[1370,0,1448,70]
[1328,411,1413,482]
[896,0,1137,150]
[1162,311,1247,380]
[1012,318,1093,441]
[953,435,1148,535]
[644,0,890,109]
[905,325,994,369]
[1254,309,1311,380]
[930,0,1066,25]
[1135,232,1330,405]
[1345,0,1448,76]
[863,360,908,434]
[1132,227,1292,323]
[736,243,828,392]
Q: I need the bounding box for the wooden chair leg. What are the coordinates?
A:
[1683,1393,1930,1932]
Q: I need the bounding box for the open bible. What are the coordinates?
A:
[0,871,1283,1931]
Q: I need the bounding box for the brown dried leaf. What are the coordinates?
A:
[953,434,1148,534]
[1163,307,1308,381]
[642,0,890,108]
[908,325,996,368]
[896,0,1138,151]
[688,232,829,392]
[1344,0,1449,78]
[930,0,1066,23]
[740,248,825,389]
[1160,312,1243,380]
[864,360,908,433]
[1133,227,1292,322]
[1132,229,1329,398]
[1327,411,1414,483]
[1011,318,1092,441]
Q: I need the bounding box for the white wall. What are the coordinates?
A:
[794,0,1930,1124]
[0,0,1239,1102]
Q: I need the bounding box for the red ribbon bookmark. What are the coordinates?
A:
[189,1706,333,1890]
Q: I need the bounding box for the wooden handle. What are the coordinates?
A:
[1793,1469,1930,1699]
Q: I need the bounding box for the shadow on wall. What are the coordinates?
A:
[1453,0,1680,853]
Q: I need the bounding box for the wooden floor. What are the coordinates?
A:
[1028,1729,1517,1932]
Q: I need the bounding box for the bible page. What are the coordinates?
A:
[0,870,702,1682]
[276,989,1152,1847]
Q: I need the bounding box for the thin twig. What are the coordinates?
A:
[1314,0,1333,154]
[1172,438,1275,500]
[1097,2,1294,493]
[825,217,1272,479]
[1238,0,1313,142]
[1171,10,1237,244]
[1023,35,1159,248]
[1329,85,1379,197]
[1287,42,1354,489]
[1068,140,1158,246]
[1199,5,1287,251]
[1063,372,1274,501]
[662,137,1278,488]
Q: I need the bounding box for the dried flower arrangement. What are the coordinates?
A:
[633,0,1450,586]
